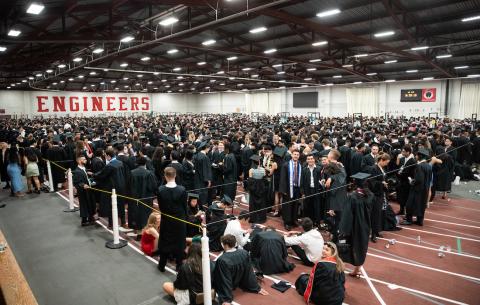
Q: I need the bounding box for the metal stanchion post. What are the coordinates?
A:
[64,169,79,212]
[46,160,54,192]
[201,226,213,305]
[106,189,127,249]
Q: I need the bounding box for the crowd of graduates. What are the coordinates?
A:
[1,113,479,305]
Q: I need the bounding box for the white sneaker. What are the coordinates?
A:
[454,176,461,185]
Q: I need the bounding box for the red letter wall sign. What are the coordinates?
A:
[34,95,151,113]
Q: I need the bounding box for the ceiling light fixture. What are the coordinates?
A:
[159,17,179,26]
[0,46,6,52]
[366,72,377,76]
[120,35,134,43]
[173,67,181,71]
[58,64,66,68]
[436,54,452,59]
[73,57,82,62]
[353,81,362,84]
[8,29,21,37]
[120,63,128,67]
[342,64,353,68]
[307,68,316,71]
[92,47,104,54]
[89,71,96,75]
[461,15,480,22]
[309,59,322,62]
[312,41,328,47]
[249,26,267,33]
[202,39,216,46]
[197,61,206,65]
[141,56,150,61]
[423,77,434,80]
[46,69,53,73]
[264,48,277,54]
[411,46,429,51]
[316,9,341,18]
[406,69,418,73]
[374,31,394,37]
[167,49,178,54]
[27,3,45,14]
[355,53,369,57]
[277,71,285,74]
[384,60,398,64]
[385,79,396,82]
[333,75,342,78]
[227,56,237,61]
[454,65,469,69]
[242,67,252,71]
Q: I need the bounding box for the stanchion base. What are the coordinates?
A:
[63,207,79,213]
[105,240,127,249]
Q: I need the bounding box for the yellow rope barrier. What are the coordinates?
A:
[44,158,202,229]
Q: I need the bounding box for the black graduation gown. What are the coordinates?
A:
[93,159,130,224]
[367,165,386,235]
[396,156,416,210]
[0,148,10,183]
[406,162,432,220]
[206,208,228,252]
[247,177,268,223]
[130,166,157,230]
[157,184,187,255]
[338,146,352,177]
[168,161,184,186]
[91,157,105,204]
[250,230,294,275]
[433,154,454,192]
[301,261,345,305]
[213,249,261,304]
[211,150,225,188]
[279,161,302,225]
[339,191,373,266]
[72,167,96,219]
[46,145,67,186]
[182,159,195,192]
[361,154,375,170]
[350,151,364,176]
[194,152,212,205]
[223,152,237,200]
[186,206,202,237]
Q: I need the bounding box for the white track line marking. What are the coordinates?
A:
[425,219,480,229]
[367,253,480,282]
[360,267,386,305]
[55,192,245,304]
[399,226,480,242]
[377,238,480,260]
[426,212,480,224]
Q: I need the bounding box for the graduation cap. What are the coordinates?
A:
[263,144,272,151]
[417,148,430,158]
[188,193,199,199]
[250,154,261,162]
[351,172,371,181]
[221,194,233,206]
[273,146,286,158]
[198,141,208,150]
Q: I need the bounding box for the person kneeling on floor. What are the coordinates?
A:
[140,212,160,256]
[295,242,346,305]
[163,242,215,305]
[213,234,269,305]
[284,217,324,267]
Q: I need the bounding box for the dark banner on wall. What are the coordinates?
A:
[400,88,436,102]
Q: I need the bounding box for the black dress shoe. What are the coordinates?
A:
[414,221,423,226]
[371,236,377,243]
[284,224,292,231]
[377,233,384,238]
[400,220,413,225]
[3,185,10,189]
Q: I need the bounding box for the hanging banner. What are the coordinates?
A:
[400,88,436,102]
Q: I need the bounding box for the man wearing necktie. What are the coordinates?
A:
[73,155,96,226]
[279,149,302,231]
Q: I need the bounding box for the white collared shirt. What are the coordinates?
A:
[308,165,316,188]
[165,181,177,188]
[285,229,324,263]
[224,219,249,248]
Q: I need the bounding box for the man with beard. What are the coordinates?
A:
[72,155,96,226]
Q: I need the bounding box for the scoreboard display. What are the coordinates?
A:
[400,88,436,102]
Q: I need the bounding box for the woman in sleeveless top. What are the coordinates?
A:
[141,212,160,256]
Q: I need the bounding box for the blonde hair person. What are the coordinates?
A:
[140,212,160,256]
[295,241,346,305]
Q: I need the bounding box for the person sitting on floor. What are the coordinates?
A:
[284,217,324,267]
[206,194,232,252]
[223,210,252,249]
[162,242,214,305]
[140,212,160,256]
[213,234,269,305]
[250,226,295,275]
[295,241,346,305]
